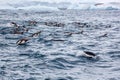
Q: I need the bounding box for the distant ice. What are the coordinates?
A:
[0,0,120,10]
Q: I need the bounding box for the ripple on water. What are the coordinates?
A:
[47,59,67,69]
[45,76,74,80]
[0,70,7,76]
[0,27,14,34]
[107,51,120,60]
[26,77,37,80]
[0,42,9,48]
[19,50,46,59]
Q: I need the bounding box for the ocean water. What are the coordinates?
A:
[0,9,120,80]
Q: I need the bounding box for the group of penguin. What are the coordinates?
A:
[10,21,100,59]
[10,21,41,45]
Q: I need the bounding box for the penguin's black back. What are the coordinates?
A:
[84,51,96,56]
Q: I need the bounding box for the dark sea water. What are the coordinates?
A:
[0,10,120,80]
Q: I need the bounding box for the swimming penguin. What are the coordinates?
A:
[13,30,24,34]
[13,27,28,34]
[30,31,41,37]
[11,22,18,27]
[51,39,65,42]
[11,22,26,28]
[99,33,107,37]
[64,32,73,37]
[64,30,84,37]
[83,51,97,58]
[28,20,37,26]
[16,38,29,45]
